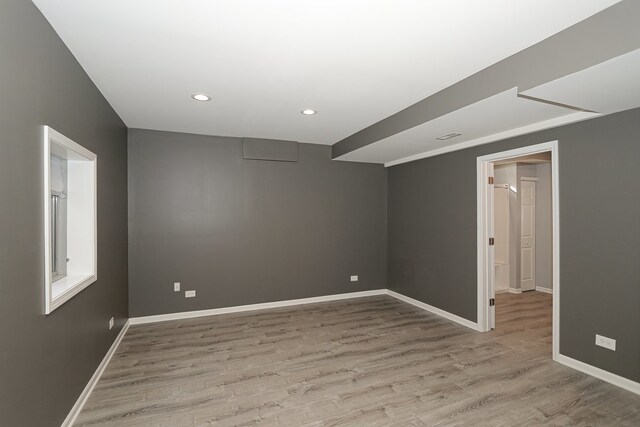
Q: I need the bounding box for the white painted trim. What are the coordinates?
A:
[384,111,596,167]
[63,289,478,425]
[130,289,481,332]
[59,292,639,427]
[43,127,52,313]
[44,126,98,315]
[129,290,387,325]
[386,290,480,331]
[47,127,97,161]
[477,140,560,362]
[557,354,640,396]
[48,275,97,314]
[508,287,523,294]
[520,176,539,182]
[62,320,130,427]
[536,286,553,294]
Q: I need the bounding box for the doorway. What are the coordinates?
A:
[477,141,560,361]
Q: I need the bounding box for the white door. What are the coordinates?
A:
[520,179,536,291]
[487,163,496,329]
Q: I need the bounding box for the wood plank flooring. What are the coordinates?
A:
[76,292,640,426]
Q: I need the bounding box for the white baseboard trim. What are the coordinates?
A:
[495,288,510,294]
[129,289,480,333]
[61,289,474,424]
[129,290,388,325]
[508,287,522,294]
[385,290,480,331]
[60,291,640,427]
[557,354,640,396]
[62,320,130,427]
[536,286,553,294]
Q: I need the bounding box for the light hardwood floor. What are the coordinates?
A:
[76,292,640,426]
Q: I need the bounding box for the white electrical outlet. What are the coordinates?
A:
[173,282,181,292]
[185,290,196,298]
[350,275,358,282]
[109,317,114,330]
[595,334,616,351]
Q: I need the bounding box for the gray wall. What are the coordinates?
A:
[388,108,640,383]
[0,1,128,426]
[128,129,387,317]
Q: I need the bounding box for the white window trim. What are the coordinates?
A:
[44,126,97,314]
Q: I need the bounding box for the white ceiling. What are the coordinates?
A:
[522,48,640,114]
[33,0,619,145]
[336,88,598,165]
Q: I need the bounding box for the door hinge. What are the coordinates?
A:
[488,176,494,184]
[489,298,495,307]
[489,237,495,246]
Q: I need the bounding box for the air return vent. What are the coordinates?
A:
[242,138,298,162]
[436,132,462,141]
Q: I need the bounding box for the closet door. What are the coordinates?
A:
[520,179,536,292]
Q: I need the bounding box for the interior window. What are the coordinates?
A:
[44,126,97,314]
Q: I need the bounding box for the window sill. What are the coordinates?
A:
[49,274,97,313]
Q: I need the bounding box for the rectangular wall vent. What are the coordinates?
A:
[436,132,462,141]
[242,138,298,162]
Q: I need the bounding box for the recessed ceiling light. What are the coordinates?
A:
[436,132,462,141]
[301,109,317,115]
[191,93,211,102]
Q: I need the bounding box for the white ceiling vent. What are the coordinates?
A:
[436,133,462,141]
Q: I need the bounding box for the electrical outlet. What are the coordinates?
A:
[173,282,180,292]
[108,317,114,330]
[185,290,196,298]
[595,334,616,351]
[350,275,358,282]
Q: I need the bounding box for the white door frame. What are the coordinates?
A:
[477,140,560,361]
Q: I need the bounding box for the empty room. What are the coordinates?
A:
[2,0,640,425]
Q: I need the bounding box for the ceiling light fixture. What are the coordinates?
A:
[436,132,462,141]
[191,93,211,102]
[301,109,317,115]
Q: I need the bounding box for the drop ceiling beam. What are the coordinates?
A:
[331,0,640,159]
